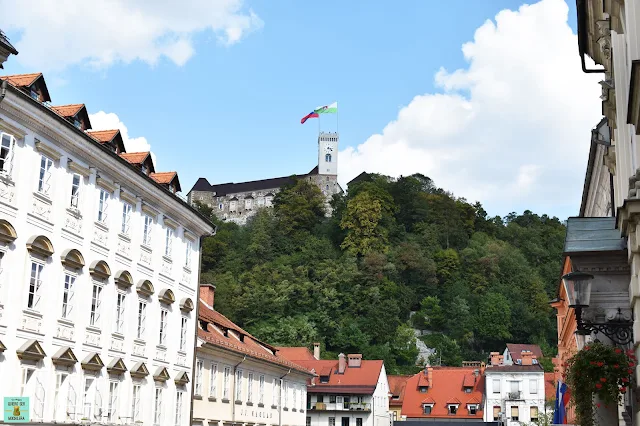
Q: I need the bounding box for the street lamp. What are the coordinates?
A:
[562,271,633,345]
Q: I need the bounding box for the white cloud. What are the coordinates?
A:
[0,0,262,71]
[89,111,157,166]
[339,0,602,217]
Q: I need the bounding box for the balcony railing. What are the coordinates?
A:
[311,403,372,411]
[507,391,522,400]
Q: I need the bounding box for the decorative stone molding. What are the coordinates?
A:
[175,371,190,386]
[107,357,127,375]
[130,361,149,378]
[89,260,111,279]
[153,366,170,382]
[158,288,175,305]
[81,352,104,371]
[67,160,90,176]
[96,176,116,193]
[35,139,62,161]
[604,145,616,175]
[136,279,154,297]
[26,234,54,257]
[0,117,27,138]
[31,192,52,221]
[142,203,159,217]
[61,248,85,270]
[16,339,46,361]
[51,346,78,367]
[119,189,138,205]
[114,270,133,288]
[179,297,194,312]
[164,216,178,229]
[0,219,17,244]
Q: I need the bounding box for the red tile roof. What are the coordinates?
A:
[276,346,316,361]
[87,129,119,143]
[198,301,311,375]
[388,375,411,405]
[417,374,429,387]
[120,152,150,165]
[506,343,543,359]
[401,367,485,419]
[277,352,384,395]
[150,172,181,192]
[0,73,42,87]
[462,374,475,387]
[51,104,85,118]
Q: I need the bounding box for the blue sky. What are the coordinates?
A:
[2,0,599,219]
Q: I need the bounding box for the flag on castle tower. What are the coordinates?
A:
[300,102,338,124]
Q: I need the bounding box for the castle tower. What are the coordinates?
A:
[318,132,338,176]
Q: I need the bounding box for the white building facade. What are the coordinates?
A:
[194,285,313,426]
[0,72,214,426]
[483,355,545,426]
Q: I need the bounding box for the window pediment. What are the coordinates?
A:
[81,352,104,371]
[175,371,190,386]
[158,288,175,305]
[52,346,78,367]
[89,260,111,279]
[107,357,127,376]
[61,248,85,270]
[136,279,154,297]
[154,366,170,382]
[26,235,54,258]
[180,297,194,312]
[0,219,17,244]
[115,270,133,288]
[0,340,5,352]
[35,140,62,161]
[130,361,150,379]
[16,339,46,361]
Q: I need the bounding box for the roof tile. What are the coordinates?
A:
[51,104,84,118]
[506,343,543,360]
[87,129,119,143]
[0,73,42,87]
[120,152,150,165]
[276,347,316,361]
[150,172,177,185]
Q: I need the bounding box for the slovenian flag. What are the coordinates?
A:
[553,380,571,424]
[301,102,338,124]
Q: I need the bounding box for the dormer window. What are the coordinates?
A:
[30,88,39,101]
[320,375,329,384]
[464,387,472,393]
[73,119,82,129]
[468,405,478,415]
[142,164,149,175]
[169,184,176,194]
[448,405,459,415]
[419,386,428,393]
[422,404,433,415]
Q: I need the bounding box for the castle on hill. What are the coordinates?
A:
[187,132,342,224]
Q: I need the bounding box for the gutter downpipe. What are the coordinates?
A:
[232,355,248,426]
[279,369,292,426]
[190,229,217,426]
[0,80,7,104]
[576,0,606,74]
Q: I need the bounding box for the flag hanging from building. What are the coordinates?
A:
[300,102,338,124]
[552,380,570,424]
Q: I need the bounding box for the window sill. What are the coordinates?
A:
[246,402,253,406]
[0,173,14,185]
[141,244,152,252]
[194,395,203,400]
[86,325,101,333]
[94,220,109,232]
[222,399,230,404]
[57,318,74,327]
[292,408,297,412]
[23,309,43,318]
[66,207,82,218]
[33,191,52,204]
[118,233,131,242]
[235,400,243,405]
[112,332,124,339]
[283,408,289,412]
[133,338,146,345]
[208,397,217,402]
[156,344,167,350]
[162,255,173,263]
[271,405,278,410]
[183,266,192,274]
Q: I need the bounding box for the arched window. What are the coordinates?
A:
[325,154,332,163]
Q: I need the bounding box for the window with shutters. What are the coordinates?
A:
[153,388,163,426]
[37,155,54,195]
[195,360,203,396]
[530,406,539,422]
[159,309,168,346]
[0,132,16,177]
[511,406,519,421]
[259,375,265,404]
[165,227,173,257]
[131,384,142,422]
[27,261,44,310]
[61,272,75,319]
[175,391,183,426]
[179,316,188,351]
[115,292,126,334]
[493,406,501,421]
[89,282,103,327]
[70,174,81,208]
[223,367,231,400]
[137,301,146,339]
[529,379,538,394]
[210,364,218,398]
[108,381,119,422]
[143,215,153,246]
[121,203,132,235]
[248,373,254,402]
[97,189,109,223]
[236,370,243,401]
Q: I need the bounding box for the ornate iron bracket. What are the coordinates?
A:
[576,307,634,345]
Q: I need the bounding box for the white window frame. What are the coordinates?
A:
[0,132,16,177]
[121,203,133,235]
[53,372,68,421]
[70,173,81,208]
[185,240,192,268]
[37,154,54,195]
[492,378,500,393]
[175,391,183,426]
[236,369,243,401]
[248,372,254,403]
[143,215,153,246]
[137,301,146,339]
[89,282,103,327]
[97,189,109,224]
[107,381,119,422]
[153,387,163,426]
[284,381,289,408]
[61,272,76,319]
[115,291,126,334]
[529,379,538,394]
[165,227,173,258]
[131,384,142,422]
[27,260,44,311]
[179,316,188,351]
[259,375,264,404]
[159,308,168,346]
[272,378,277,407]
[195,359,203,396]
[210,364,218,398]
[223,367,231,400]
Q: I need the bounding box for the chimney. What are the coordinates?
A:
[313,343,321,360]
[348,354,362,368]
[199,284,216,308]
[427,367,433,387]
[338,353,346,374]
[521,351,534,366]
[490,352,504,366]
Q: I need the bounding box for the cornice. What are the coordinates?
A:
[0,92,213,235]
[142,203,159,217]
[35,139,62,161]
[96,177,116,193]
[67,159,90,177]
[0,117,27,138]
[119,190,138,205]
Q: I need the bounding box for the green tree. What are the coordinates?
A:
[340,191,390,256]
[475,292,512,349]
[274,178,326,234]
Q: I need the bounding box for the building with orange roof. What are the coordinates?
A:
[151,172,181,194]
[278,347,391,426]
[387,375,410,421]
[195,285,314,426]
[0,72,50,102]
[86,129,126,154]
[400,366,484,422]
[50,103,92,130]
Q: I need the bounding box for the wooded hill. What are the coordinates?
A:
[195,173,564,374]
